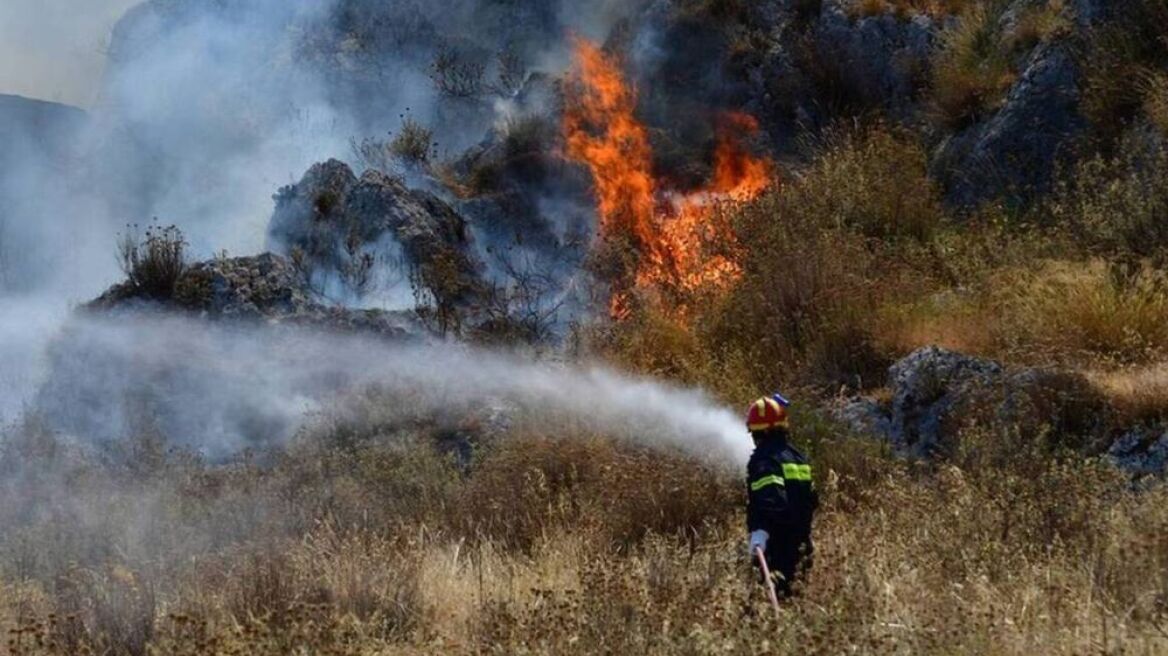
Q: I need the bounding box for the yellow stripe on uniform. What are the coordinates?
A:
[750,475,785,491]
[782,463,812,481]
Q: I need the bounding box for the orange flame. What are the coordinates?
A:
[563,39,773,317]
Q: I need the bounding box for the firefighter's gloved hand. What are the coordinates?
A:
[748,529,769,556]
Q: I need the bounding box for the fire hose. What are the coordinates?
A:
[754,546,781,617]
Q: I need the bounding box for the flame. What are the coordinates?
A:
[563,39,773,317]
[711,112,773,199]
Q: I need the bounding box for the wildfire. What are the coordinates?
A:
[562,38,773,317]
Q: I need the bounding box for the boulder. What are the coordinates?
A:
[932,41,1085,206]
[836,346,1112,457]
[834,396,893,438]
[268,160,484,307]
[814,3,936,117]
[737,0,938,151]
[1106,430,1168,478]
[885,346,1003,455]
[0,94,86,165]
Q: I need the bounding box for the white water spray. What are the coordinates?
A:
[35,314,751,465]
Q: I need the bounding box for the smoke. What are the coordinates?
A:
[35,313,750,465]
[0,0,654,297]
[0,0,140,106]
[0,0,751,469]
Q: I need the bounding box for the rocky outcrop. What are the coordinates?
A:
[882,346,1004,456]
[0,94,86,164]
[734,0,1093,204]
[814,3,937,117]
[836,346,1112,458]
[268,160,485,308]
[1106,430,1168,478]
[932,41,1085,205]
[89,252,421,338]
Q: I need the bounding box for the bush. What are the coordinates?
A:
[702,127,941,389]
[1048,142,1168,260]
[595,125,948,392]
[389,116,434,166]
[429,45,485,98]
[116,224,187,300]
[930,2,1017,128]
[1143,69,1168,135]
[501,113,555,162]
[796,125,946,241]
[1079,0,1168,142]
[350,115,435,175]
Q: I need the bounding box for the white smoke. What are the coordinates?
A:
[35,314,750,465]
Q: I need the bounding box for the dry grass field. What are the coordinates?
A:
[1,407,1165,655]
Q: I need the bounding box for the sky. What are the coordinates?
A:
[0,0,141,107]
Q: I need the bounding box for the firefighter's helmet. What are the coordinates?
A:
[746,396,789,432]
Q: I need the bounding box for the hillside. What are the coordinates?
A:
[0,94,85,158]
[0,94,86,289]
[2,0,1168,654]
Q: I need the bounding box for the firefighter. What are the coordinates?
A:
[745,393,817,598]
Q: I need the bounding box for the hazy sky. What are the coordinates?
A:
[0,0,141,107]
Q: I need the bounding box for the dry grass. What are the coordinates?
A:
[848,0,976,19]
[1088,363,1168,426]
[924,0,1070,128]
[1,409,1165,655]
[994,261,1168,365]
[930,2,1017,129]
[1005,0,1073,52]
[878,258,1168,369]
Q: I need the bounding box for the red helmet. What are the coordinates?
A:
[746,396,789,432]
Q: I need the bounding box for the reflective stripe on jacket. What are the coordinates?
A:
[746,436,818,534]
